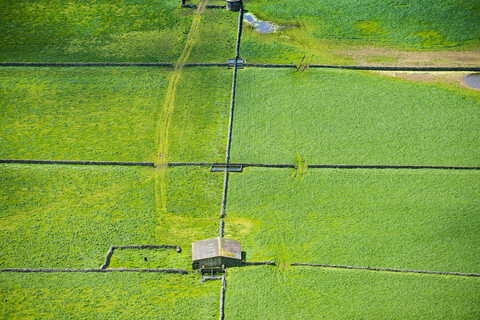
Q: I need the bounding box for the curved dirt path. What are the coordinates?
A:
[155,0,209,213]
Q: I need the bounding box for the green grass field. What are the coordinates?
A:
[0,164,157,268]
[0,273,220,319]
[242,0,480,65]
[1,1,480,318]
[225,168,480,273]
[167,67,231,163]
[230,68,480,166]
[225,266,480,319]
[155,166,224,265]
[0,67,170,162]
[0,0,192,62]
[188,10,238,63]
[0,165,221,270]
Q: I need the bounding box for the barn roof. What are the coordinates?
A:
[192,237,241,261]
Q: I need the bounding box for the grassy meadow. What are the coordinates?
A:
[0,165,222,270]
[225,266,480,319]
[155,166,224,265]
[0,0,192,62]
[230,68,480,166]
[0,164,158,268]
[0,67,171,162]
[1,1,479,318]
[224,168,480,273]
[241,0,480,65]
[188,10,238,63]
[167,67,231,163]
[0,272,220,319]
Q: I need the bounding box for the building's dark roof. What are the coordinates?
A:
[192,237,241,261]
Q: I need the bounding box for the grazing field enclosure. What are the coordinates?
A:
[0,164,157,268]
[156,167,224,254]
[241,0,480,65]
[0,67,170,162]
[1,0,479,318]
[0,0,193,62]
[0,273,220,319]
[230,68,480,166]
[225,266,480,319]
[224,168,480,273]
[167,68,231,163]
[188,10,238,63]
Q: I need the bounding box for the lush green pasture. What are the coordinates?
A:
[168,67,231,163]
[0,67,169,162]
[109,247,185,269]
[188,10,238,63]
[0,0,192,62]
[225,266,480,319]
[0,164,158,268]
[230,68,480,166]
[0,272,220,319]
[224,168,480,273]
[0,165,221,269]
[155,166,224,267]
[242,0,480,64]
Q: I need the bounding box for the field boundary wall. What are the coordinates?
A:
[0,62,174,67]
[243,261,276,266]
[219,276,226,320]
[291,263,480,277]
[220,7,244,222]
[0,159,154,167]
[307,164,480,170]
[0,268,188,274]
[1,63,478,72]
[4,160,478,171]
[244,63,480,71]
[184,63,228,67]
[100,245,182,270]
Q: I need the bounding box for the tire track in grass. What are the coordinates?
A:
[154,0,208,214]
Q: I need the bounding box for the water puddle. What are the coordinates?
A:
[464,73,480,89]
[243,12,278,34]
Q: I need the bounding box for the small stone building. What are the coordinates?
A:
[226,0,242,12]
[192,237,242,270]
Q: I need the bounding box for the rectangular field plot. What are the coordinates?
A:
[230,68,480,166]
[224,168,480,273]
[167,67,231,163]
[225,266,480,319]
[155,166,224,266]
[0,273,220,319]
[0,165,222,270]
[0,0,192,62]
[187,10,238,63]
[241,0,480,66]
[0,67,169,162]
[0,164,158,268]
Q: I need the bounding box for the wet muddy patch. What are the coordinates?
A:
[243,12,278,34]
[464,73,480,89]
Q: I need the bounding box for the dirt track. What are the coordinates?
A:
[155,0,209,212]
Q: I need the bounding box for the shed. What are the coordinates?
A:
[226,0,242,12]
[192,237,242,270]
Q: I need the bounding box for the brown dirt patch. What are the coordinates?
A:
[369,71,480,92]
[339,46,480,67]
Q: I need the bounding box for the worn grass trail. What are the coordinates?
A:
[154,0,209,213]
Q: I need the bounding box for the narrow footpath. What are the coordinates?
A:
[154,0,209,213]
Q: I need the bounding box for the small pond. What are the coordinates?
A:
[243,12,278,34]
[464,73,480,89]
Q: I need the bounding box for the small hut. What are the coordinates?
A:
[226,0,242,12]
[192,237,242,270]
